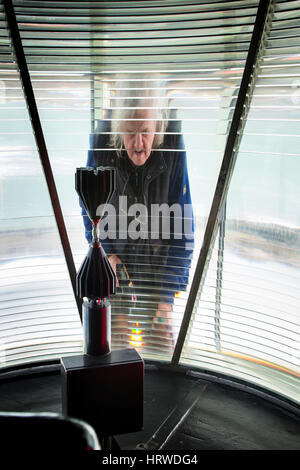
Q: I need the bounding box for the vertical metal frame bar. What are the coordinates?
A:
[3,0,82,320]
[172,0,274,365]
[215,201,226,353]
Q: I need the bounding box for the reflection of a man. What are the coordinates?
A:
[80,81,194,353]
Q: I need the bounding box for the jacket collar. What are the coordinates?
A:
[116,149,167,183]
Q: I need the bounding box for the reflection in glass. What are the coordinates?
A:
[80,76,195,357]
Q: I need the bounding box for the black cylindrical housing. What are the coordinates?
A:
[83,299,111,356]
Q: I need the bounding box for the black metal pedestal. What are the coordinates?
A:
[60,349,144,439]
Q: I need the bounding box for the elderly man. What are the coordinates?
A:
[80,81,194,354]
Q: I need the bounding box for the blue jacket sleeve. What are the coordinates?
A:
[161,141,194,303]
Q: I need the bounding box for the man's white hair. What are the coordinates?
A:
[109,75,168,153]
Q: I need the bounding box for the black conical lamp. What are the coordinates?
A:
[75,167,116,355]
[61,166,144,443]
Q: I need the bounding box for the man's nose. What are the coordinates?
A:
[134,133,143,149]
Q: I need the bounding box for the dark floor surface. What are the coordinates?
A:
[0,363,299,451]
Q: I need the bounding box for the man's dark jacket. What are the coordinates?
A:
[80,118,194,304]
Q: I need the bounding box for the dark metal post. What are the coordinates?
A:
[172,0,274,365]
[3,0,82,320]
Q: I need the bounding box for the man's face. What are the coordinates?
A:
[121,109,156,166]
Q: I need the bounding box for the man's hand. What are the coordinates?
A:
[152,302,174,347]
[108,254,122,287]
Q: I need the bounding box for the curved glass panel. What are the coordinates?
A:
[0,0,254,366]
[0,0,299,406]
[180,0,300,404]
